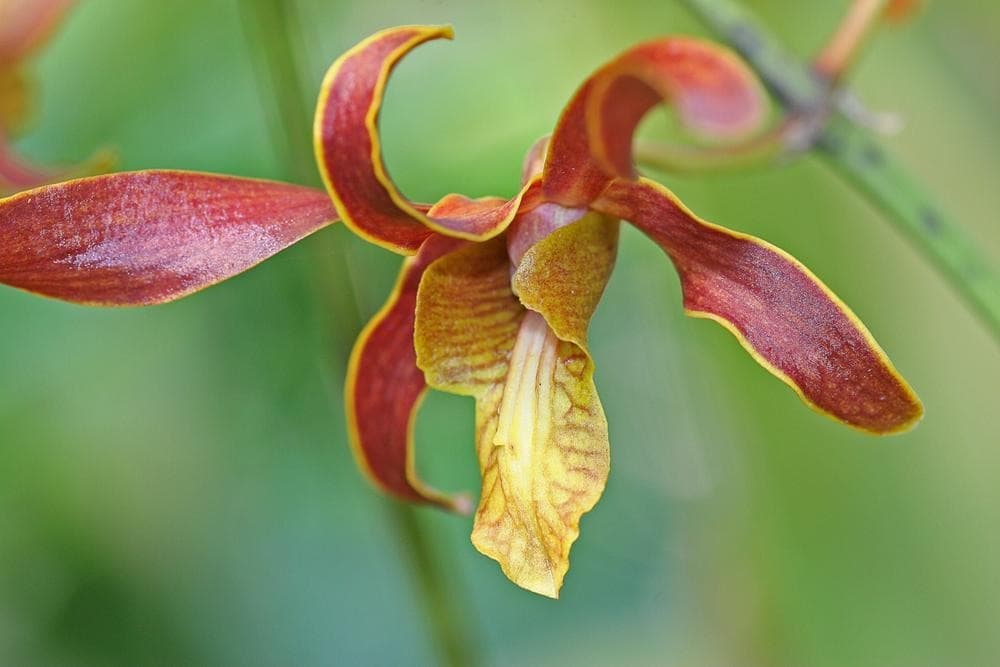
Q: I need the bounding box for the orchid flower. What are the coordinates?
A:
[0,0,112,194]
[0,26,921,598]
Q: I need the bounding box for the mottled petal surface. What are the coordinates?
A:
[593,177,922,434]
[544,37,766,205]
[512,210,620,349]
[0,171,337,305]
[314,25,535,254]
[415,238,522,394]
[346,234,470,512]
[415,239,610,598]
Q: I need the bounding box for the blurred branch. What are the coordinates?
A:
[238,0,316,186]
[814,0,889,81]
[677,0,1000,338]
[239,4,482,666]
[386,502,481,667]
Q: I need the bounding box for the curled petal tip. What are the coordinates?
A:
[545,36,767,205]
[317,23,529,254]
[314,26,448,254]
[367,23,454,43]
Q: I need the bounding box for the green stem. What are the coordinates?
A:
[238,0,317,187]
[681,0,1000,338]
[818,116,1000,333]
[238,0,363,346]
[239,3,482,665]
[385,502,481,667]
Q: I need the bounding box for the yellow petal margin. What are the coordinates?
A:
[346,235,470,511]
[593,177,922,434]
[415,221,615,598]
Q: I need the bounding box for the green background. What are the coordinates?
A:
[2,1,998,665]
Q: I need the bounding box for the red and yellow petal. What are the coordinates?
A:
[314,26,441,254]
[346,234,470,512]
[314,25,534,254]
[414,237,523,394]
[425,180,544,239]
[414,238,611,598]
[544,37,767,206]
[0,170,337,305]
[511,209,620,350]
[476,311,610,599]
[0,0,75,65]
[593,177,922,434]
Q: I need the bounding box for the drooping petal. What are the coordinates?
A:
[314,25,538,254]
[593,177,922,434]
[414,237,611,598]
[346,234,471,512]
[544,37,767,206]
[0,0,75,64]
[0,170,338,305]
[478,312,610,600]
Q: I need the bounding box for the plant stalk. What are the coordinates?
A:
[814,0,889,81]
[385,501,480,667]
[681,0,1000,338]
[240,3,482,665]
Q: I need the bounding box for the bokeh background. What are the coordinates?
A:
[2,1,998,665]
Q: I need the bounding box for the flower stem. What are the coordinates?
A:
[239,3,482,665]
[817,116,1000,333]
[385,501,481,667]
[814,0,889,82]
[237,0,316,188]
[680,0,1000,339]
